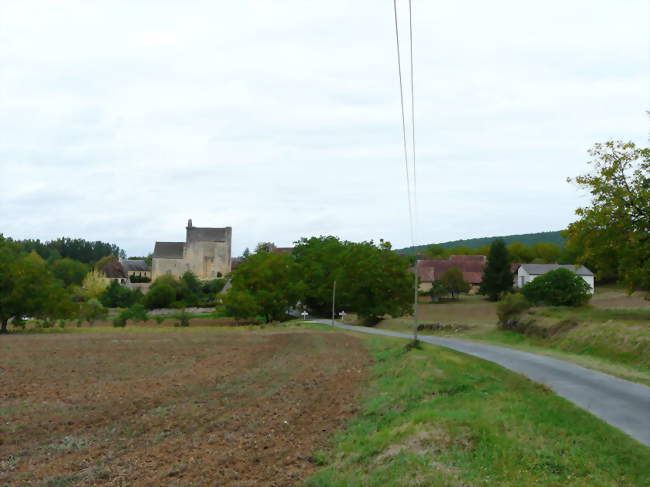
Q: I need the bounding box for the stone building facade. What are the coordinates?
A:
[152,220,232,281]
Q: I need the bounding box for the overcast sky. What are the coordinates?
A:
[1,0,648,256]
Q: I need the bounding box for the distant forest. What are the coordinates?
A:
[396,231,565,255]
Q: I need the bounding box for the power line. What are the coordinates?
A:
[392,0,414,247]
[408,0,417,236]
[393,0,419,341]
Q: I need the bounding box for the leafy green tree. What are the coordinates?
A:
[0,242,74,333]
[255,242,275,253]
[226,252,303,323]
[100,281,138,308]
[480,239,513,301]
[522,268,592,306]
[507,242,534,263]
[567,141,649,292]
[532,242,562,263]
[81,270,109,299]
[79,298,108,326]
[423,244,447,259]
[242,247,251,259]
[440,268,470,300]
[202,278,227,295]
[428,280,448,302]
[223,290,261,321]
[293,236,347,315]
[50,258,89,287]
[334,240,412,324]
[125,303,149,322]
[144,282,176,309]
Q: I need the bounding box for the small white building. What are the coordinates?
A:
[515,264,595,293]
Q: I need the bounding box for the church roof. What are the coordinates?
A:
[153,242,185,259]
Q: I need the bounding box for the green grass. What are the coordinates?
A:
[534,306,650,322]
[307,335,650,486]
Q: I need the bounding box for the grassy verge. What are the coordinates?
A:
[468,328,650,386]
[308,335,650,487]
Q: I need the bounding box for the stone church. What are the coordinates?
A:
[152,220,232,281]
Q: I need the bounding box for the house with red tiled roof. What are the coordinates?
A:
[414,255,486,292]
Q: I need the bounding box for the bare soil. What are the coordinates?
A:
[0,328,370,486]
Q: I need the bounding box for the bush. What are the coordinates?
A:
[78,298,107,326]
[428,281,448,302]
[100,281,139,308]
[112,310,129,327]
[154,315,165,324]
[125,303,148,322]
[129,275,151,283]
[497,293,531,330]
[522,268,592,307]
[144,283,176,309]
[172,309,191,327]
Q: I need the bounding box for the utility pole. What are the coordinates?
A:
[413,268,419,341]
[331,280,336,326]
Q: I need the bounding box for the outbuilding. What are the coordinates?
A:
[515,264,595,293]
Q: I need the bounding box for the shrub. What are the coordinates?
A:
[79,298,107,326]
[125,303,148,322]
[154,315,165,324]
[172,309,191,327]
[497,293,531,330]
[522,268,592,306]
[129,275,151,283]
[112,310,129,327]
[143,283,176,309]
[100,281,138,308]
[428,281,448,302]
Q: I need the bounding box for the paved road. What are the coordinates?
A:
[313,319,650,446]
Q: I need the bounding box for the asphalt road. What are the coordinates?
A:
[313,319,650,447]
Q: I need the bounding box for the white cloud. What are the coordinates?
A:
[1,0,648,255]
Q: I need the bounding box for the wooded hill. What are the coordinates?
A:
[396,231,565,255]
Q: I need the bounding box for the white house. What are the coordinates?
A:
[515,264,595,293]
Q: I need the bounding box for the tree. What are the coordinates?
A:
[293,236,348,315]
[480,239,513,301]
[428,280,447,302]
[144,282,176,309]
[222,290,261,321]
[566,141,649,292]
[226,252,303,323]
[50,258,89,287]
[507,242,534,263]
[423,244,447,259]
[0,243,74,333]
[242,247,251,259]
[522,268,592,306]
[79,298,108,326]
[334,240,412,324]
[100,281,138,308]
[81,270,109,299]
[532,242,562,263]
[440,268,470,300]
[255,242,275,253]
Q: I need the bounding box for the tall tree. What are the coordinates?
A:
[567,141,649,292]
[50,258,89,287]
[480,239,513,301]
[0,242,74,333]
[440,268,470,300]
[224,252,303,322]
[423,244,447,259]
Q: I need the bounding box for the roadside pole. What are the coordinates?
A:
[413,269,419,341]
[331,280,336,326]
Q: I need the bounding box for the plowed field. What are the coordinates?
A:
[0,327,370,486]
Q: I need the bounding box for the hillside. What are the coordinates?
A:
[396,230,565,255]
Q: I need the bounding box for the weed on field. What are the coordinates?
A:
[307,335,650,486]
